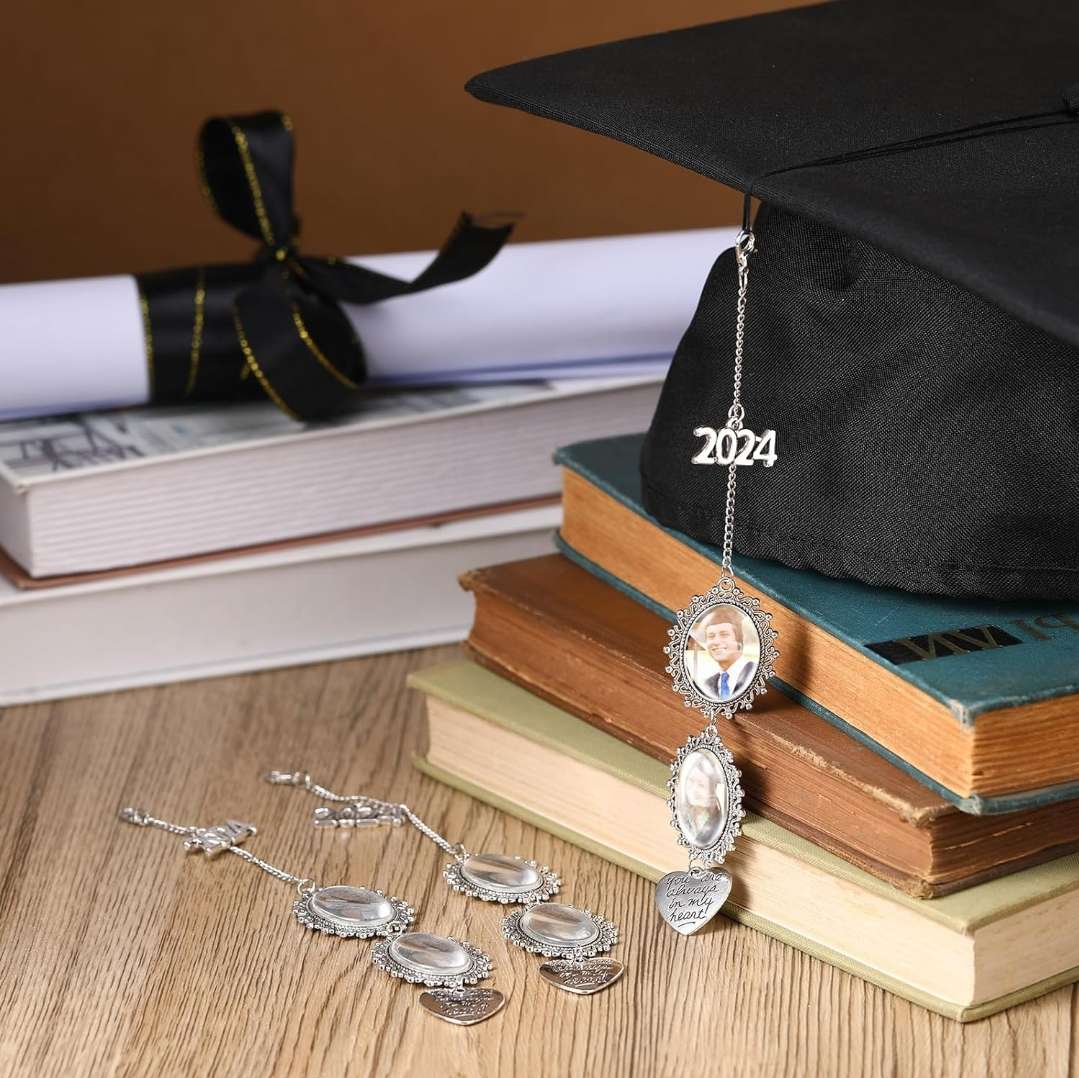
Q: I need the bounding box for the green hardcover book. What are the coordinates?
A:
[409,660,1079,1022]
[554,433,1079,814]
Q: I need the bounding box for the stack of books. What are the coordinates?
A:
[409,432,1079,1021]
[0,383,663,703]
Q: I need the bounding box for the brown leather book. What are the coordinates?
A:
[461,554,1079,897]
[554,437,1079,808]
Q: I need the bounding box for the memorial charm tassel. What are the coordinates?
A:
[117,806,505,1025]
[266,769,624,994]
[659,229,780,935]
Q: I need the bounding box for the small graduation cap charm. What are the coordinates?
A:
[183,820,258,857]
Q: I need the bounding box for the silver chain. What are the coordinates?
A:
[118,806,315,895]
[720,229,756,583]
[264,770,464,859]
[401,809,463,858]
[225,847,313,892]
[119,806,194,835]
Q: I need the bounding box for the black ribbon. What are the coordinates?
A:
[136,111,516,419]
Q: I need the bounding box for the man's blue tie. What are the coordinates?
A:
[719,672,730,699]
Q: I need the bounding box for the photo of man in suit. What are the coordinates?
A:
[689,607,758,703]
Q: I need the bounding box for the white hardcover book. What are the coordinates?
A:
[0,503,560,706]
[0,376,659,577]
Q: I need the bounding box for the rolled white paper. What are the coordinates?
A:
[350,228,736,382]
[1,275,151,419]
[0,227,736,421]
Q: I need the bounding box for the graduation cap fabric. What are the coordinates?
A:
[467,0,1079,600]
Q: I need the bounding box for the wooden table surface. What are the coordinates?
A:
[2,645,1077,1078]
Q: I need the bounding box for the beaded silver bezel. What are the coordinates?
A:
[443,855,561,905]
[667,732,746,864]
[370,936,492,987]
[663,583,778,719]
[502,904,619,959]
[292,887,414,939]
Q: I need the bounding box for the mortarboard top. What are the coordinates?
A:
[466,0,1079,600]
[467,0,1079,347]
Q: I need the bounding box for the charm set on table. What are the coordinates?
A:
[118,763,624,1028]
[264,769,624,996]
[118,804,501,1025]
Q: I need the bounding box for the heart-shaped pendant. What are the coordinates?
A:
[655,868,732,935]
[538,957,624,995]
[418,987,506,1025]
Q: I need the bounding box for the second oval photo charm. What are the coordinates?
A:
[658,229,779,936]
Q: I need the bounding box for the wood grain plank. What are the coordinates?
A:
[0,646,1074,1077]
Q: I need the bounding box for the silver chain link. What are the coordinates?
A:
[720,229,756,583]
[398,808,462,858]
[118,806,195,836]
[225,846,313,892]
[119,806,315,894]
[264,770,464,859]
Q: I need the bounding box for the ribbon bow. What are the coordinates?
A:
[137,111,515,420]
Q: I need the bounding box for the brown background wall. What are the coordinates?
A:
[0,0,798,285]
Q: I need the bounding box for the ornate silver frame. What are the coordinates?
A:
[667,731,746,864]
[443,856,561,905]
[370,936,492,987]
[663,582,778,719]
[292,888,414,939]
[501,906,619,959]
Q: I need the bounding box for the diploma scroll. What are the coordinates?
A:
[0,227,735,422]
[0,110,735,422]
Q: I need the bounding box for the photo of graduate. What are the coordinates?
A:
[685,606,759,704]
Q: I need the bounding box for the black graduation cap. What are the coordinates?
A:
[467,0,1079,600]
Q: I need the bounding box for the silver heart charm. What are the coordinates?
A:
[538,957,625,995]
[418,987,506,1025]
[655,868,732,935]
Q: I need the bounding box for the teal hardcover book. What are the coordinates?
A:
[555,433,1079,814]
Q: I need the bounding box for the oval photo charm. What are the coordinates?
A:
[667,732,744,863]
[674,746,730,851]
[664,585,777,719]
